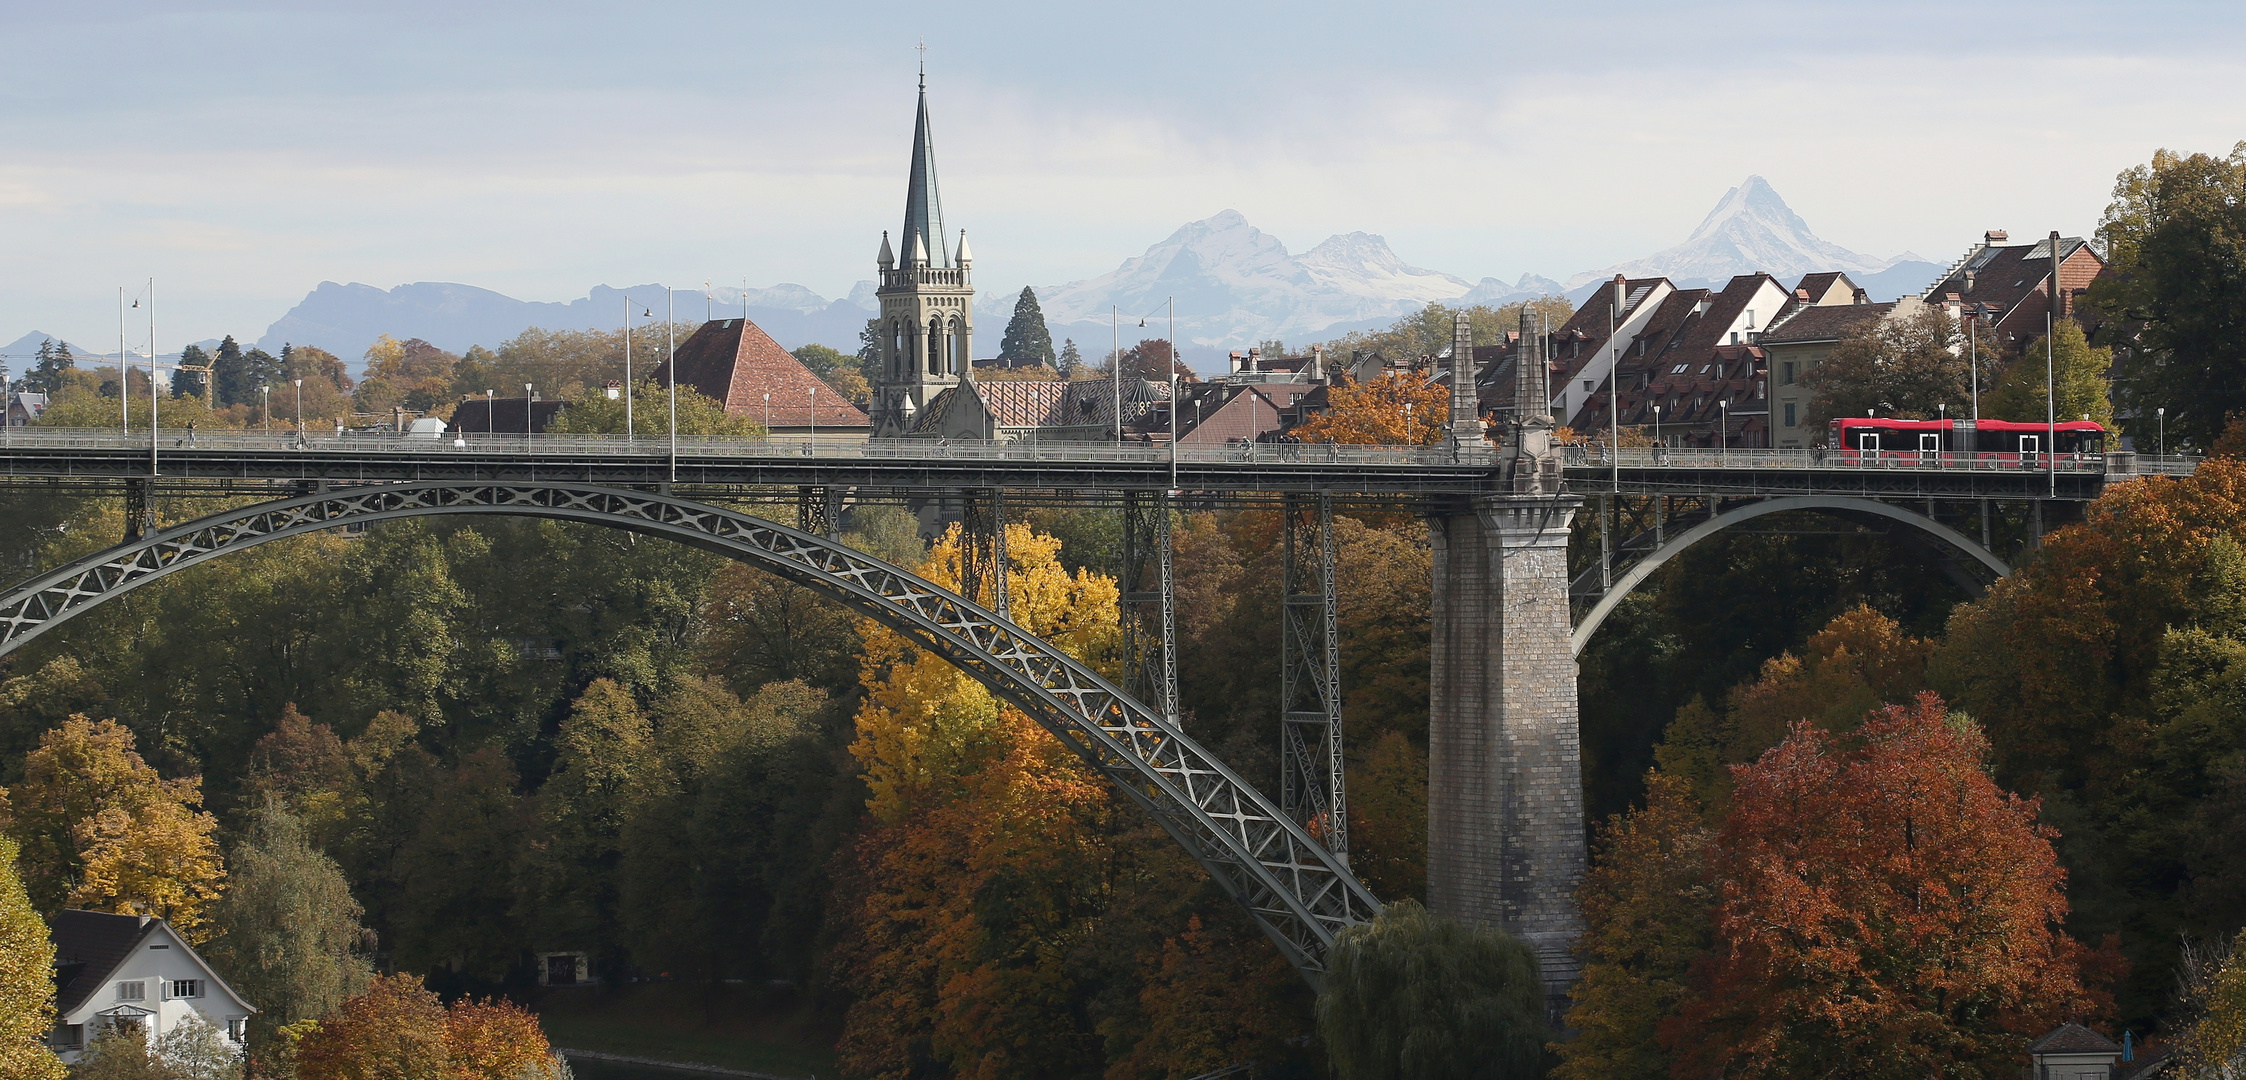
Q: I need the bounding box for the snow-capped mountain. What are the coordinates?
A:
[1566,175,1923,292]
[1023,210,1478,356]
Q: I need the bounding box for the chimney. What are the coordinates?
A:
[1228,350,1243,375]
[1795,288,1811,302]
[1985,229,2009,244]
[1612,274,1627,314]
[1965,269,1976,294]
[1309,344,1325,383]
[1852,288,1869,305]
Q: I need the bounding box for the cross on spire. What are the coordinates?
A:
[916,39,926,89]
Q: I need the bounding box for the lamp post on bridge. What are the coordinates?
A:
[1652,404,1662,456]
[261,385,270,437]
[525,383,534,442]
[1719,399,1729,460]
[2158,407,2166,459]
[293,379,302,438]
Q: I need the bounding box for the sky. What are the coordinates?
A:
[5,0,2244,354]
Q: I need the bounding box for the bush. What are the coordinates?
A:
[1315,900,1547,1080]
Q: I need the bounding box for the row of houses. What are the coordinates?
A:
[1510,228,2107,449]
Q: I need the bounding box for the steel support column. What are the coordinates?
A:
[123,479,151,543]
[960,489,1010,618]
[795,485,841,540]
[1280,492,1347,862]
[1121,489,1178,722]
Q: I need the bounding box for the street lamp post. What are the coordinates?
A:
[525,383,534,442]
[763,391,771,434]
[809,385,817,445]
[2158,407,2166,459]
[668,288,677,485]
[486,390,495,437]
[261,385,270,437]
[1719,399,1730,458]
[293,379,303,436]
[1652,404,1662,453]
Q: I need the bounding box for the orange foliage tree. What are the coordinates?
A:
[294,973,559,1080]
[1665,694,2109,1079]
[1292,372,1452,445]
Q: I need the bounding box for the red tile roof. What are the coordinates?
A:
[657,318,869,428]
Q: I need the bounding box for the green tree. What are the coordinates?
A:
[25,339,75,395]
[2088,142,2246,447]
[1987,318,2116,427]
[208,336,250,407]
[155,1012,245,1080]
[997,287,1056,366]
[1057,339,1081,376]
[173,344,209,401]
[1316,298,1574,364]
[1315,899,1547,1080]
[793,344,870,406]
[1802,304,1971,426]
[531,679,654,960]
[204,802,374,1057]
[542,378,765,438]
[0,836,67,1080]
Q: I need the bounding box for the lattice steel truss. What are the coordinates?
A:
[1279,493,1347,862]
[1120,489,1178,722]
[795,485,842,539]
[0,482,1376,973]
[960,489,1010,619]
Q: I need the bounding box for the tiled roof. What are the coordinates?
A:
[2028,1023,2121,1055]
[1760,302,1895,345]
[1552,276,1668,388]
[51,910,158,1015]
[1792,271,1858,305]
[658,318,869,428]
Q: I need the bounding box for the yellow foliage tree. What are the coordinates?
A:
[0,836,67,1080]
[835,522,1127,1079]
[0,717,224,936]
[1291,372,1453,445]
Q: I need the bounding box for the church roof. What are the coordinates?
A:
[903,74,949,268]
[657,318,869,428]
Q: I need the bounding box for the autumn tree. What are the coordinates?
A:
[1666,695,2105,1079]
[1986,318,2115,427]
[1344,732,1427,902]
[832,522,1126,1079]
[443,997,561,1080]
[2088,142,2246,447]
[1111,338,1194,382]
[541,378,765,439]
[293,973,448,1080]
[1292,372,1451,445]
[1105,914,1302,1080]
[997,287,1057,367]
[1803,304,1971,426]
[0,836,67,1080]
[1553,771,1713,1080]
[793,343,872,405]
[204,802,374,1057]
[1,717,223,933]
[1316,899,1547,1080]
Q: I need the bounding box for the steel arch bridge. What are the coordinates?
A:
[1567,493,2015,655]
[0,481,1379,976]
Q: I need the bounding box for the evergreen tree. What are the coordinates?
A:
[174,345,210,400]
[0,837,68,1080]
[24,339,74,395]
[997,286,1056,366]
[1058,339,1081,376]
[210,336,252,407]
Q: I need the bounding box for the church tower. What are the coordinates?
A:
[869,65,974,437]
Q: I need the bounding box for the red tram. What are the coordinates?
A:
[1827,417,2105,463]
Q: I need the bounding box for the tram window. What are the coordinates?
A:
[2019,435,2040,455]
[1858,433,1879,452]
[1919,434,1940,453]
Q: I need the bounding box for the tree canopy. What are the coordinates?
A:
[2090,142,2246,447]
[1316,899,1548,1080]
[1987,318,2116,427]
[1802,304,1970,427]
[0,836,66,1080]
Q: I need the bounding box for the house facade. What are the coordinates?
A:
[47,910,256,1064]
[1760,293,1926,447]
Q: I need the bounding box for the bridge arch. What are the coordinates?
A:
[1570,495,2010,656]
[0,481,1376,974]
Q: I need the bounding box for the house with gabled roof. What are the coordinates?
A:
[909,376,1168,442]
[46,909,255,1064]
[1761,293,1927,446]
[1920,229,2108,349]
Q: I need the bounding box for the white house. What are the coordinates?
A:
[46,910,256,1065]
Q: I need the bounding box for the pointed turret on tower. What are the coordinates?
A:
[869,60,976,438]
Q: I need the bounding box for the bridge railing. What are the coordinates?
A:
[1561,444,2121,475]
[0,428,1482,468]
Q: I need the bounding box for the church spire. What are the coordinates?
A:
[902,62,949,269]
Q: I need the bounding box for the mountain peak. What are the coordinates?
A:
[1575,175,1890,288]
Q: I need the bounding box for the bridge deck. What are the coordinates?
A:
[0,430,2185,499]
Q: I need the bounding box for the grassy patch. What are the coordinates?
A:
[536,983,838,1079]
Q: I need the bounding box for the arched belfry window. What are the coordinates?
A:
[948,317,966,375]
[890,320,905,379]
[928,316,944,376]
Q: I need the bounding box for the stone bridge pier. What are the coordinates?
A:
[1427,494,1587,1021]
